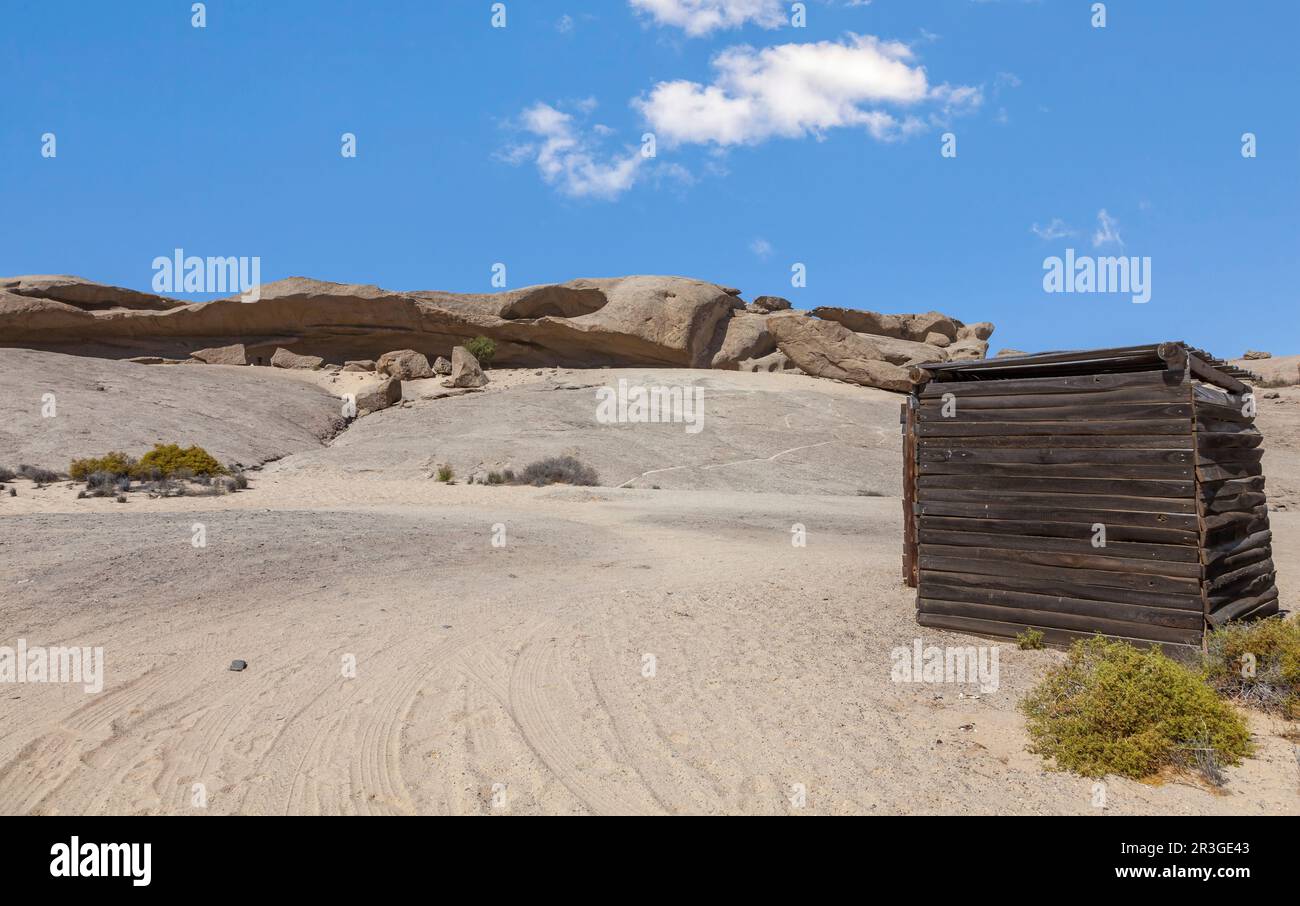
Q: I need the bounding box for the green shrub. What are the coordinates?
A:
[436,465,454,483]
[0,466,15,482]
[1016,628,1046,650]
[1020,637,1253,783]
[1205,616,1300,719]
[132,444,227,478]
[465,336,496,368]
[70,451,135,481]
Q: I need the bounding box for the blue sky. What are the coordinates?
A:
[3,0,1297,356]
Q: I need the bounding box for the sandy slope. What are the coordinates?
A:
[0,358,1296,815]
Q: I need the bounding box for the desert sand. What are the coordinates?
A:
[0,354,1296,815]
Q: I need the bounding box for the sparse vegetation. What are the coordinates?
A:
[1016,628,1046,650]
[0,466,15,482]
[18,464,60,485]
[1204,616,1300,719]
[465,336,496,368]
[1020,637,1253,784]
[486,471,505,485]
[515,455,599,487]
[436,465,454,483]
[69,451,134,482]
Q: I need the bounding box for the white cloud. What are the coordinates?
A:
[629,0,787,37]
[1092,209,1124,248]
[502,102,647,200]
[635,34,980,146]
[556,14,575,33]
[1031,218,1075,240]
[750,237,773,258]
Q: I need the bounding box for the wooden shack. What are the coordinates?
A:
[900,343,1278,652]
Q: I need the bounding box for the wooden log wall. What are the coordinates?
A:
[911,368,1210,650]
[1192,379,1279,625]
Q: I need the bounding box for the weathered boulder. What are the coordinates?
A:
[811,307,959,345]
[747,295,792,313]
[377,349,434,380]
[432,356,451,375]
[191,343,247,366]
[924,331,951,348]
[996,348,1027,358]
[767,315,915,391]
[342,360,376,372]
[0,275,182,311]
[445,346,488,388]
[710,311,776,369]
[861,334,948,367]
[355,376,402,414]
[946,338,990,361]
[956,321,995,341]
[1243,350,1272,360]
[271,347,324,370]
[738,351,799,374]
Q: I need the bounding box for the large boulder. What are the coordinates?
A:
[432,356,451,375]
[271,347,324,370]
[738,351,800,374]
[377,349,434,380]
[946,338,990,361]
[767,314,915,392]
[811,307,959,345]
[862,334,948,367]
[0,275,182,311]
[956,321,995,341]
[710,311,776,369]
[191,343,247,365]
[1243,350,1272,360]
[342,359,376,372]
[747,295,792,313]
[355,376,402,414]
[445,346,488,388]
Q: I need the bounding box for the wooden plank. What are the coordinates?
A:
[919,514,1199,546]
[917,527,1200,563]
[918,447,1194,466]
[1199,476,1266,496]
[1205,545,1271,579]
[916,500,1199,532]
[1205,558,1275,594]
[922,583,1205,629]
[1194,400,1255,425]
[1197,416,1262,434]
[918,434,1193,450]
[920,567,1203,610]
[902,399,918,588]
[917,601,1203,647]
[1205,529,1272,566]
[1198,462,1263,482]
[920,543,1201,578]
[918,488,1197,514]
[1203,491,1268,516]
[921,553,1200,594]
[916,402,1192,423]
[915,610,1195,652]
[1188,353,1249,394]
[1208,574,1277,607]
[918,460,1193,480]
[918,419,1190,438]
[1207,589,1280,625]
[917,386,1185,410]
[917,370,1184,399]
[1197,432,1263,450]
[918,475,1194,498]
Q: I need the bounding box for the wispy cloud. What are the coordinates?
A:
[499,102,647,200]
[629,0,786,37]
[1092,209,1124,248]
[1031,218,1075,240]
[750,237,773,258]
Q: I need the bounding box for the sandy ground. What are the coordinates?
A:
[0,362,1296,815]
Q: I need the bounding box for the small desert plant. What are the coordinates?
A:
[18,464,60,485]
[0,466,15,482]
[82,470,128,498]
[7,487,15,497]
[1205,616,1300,718]
[220,471,249,493]
[486,471,505,485]
[1020,637,1253,784]
[1016,628,1046,650]
[436,465,454,483]
[142,478,185,498]
[514,455,599,487]
[465,336,496,368]
[133,443,227,478]
[69,451,135,481]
